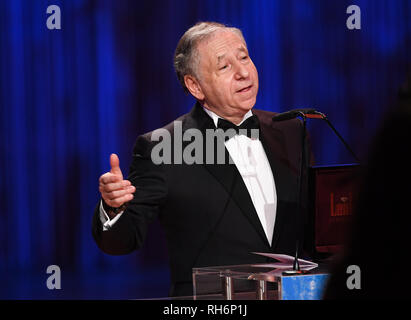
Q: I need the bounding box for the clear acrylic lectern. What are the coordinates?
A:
[192,264,329,300]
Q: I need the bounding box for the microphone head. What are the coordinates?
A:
[291,108,316,114]
[272,110,299,122]
[272,108,326,122]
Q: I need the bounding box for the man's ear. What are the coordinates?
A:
[184,75,205,100]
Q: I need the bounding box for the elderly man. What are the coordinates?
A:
[93,22,310,297]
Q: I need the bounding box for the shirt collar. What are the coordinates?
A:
[202,107,254,128]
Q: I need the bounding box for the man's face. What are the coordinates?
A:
[192,30,259,121]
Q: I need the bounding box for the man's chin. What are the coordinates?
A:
[237,97,257,112]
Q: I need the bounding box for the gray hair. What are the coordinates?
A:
[173,22,246,93]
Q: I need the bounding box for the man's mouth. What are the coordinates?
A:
[237,85,253,93]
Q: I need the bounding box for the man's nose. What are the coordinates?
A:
[234,62,249,79]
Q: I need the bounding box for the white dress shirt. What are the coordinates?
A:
[100,107,277,245]
[203,108,277,245]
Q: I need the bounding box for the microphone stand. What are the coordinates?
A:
[283,112,307,275]
[273,108,360,275]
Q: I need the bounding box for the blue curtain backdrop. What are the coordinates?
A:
[0,0,410,298]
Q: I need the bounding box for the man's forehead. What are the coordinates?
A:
[200,31,248,60]
[217,44,247,57]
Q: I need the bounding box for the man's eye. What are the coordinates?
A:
[220,65,228,70]
[242,56,249,60]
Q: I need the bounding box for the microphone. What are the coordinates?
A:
[272,107,360,274]
[272,108,320,122]
[272,108,359,162]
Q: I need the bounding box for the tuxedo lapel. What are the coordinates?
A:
[256,111,300,249]
[183,103,270,247]
[202,159,270,247]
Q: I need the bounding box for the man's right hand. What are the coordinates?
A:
[99,153,135,210]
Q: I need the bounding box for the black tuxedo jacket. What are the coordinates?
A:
[92,102,311,297]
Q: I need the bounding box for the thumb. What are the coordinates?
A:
[109,153,123,178]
